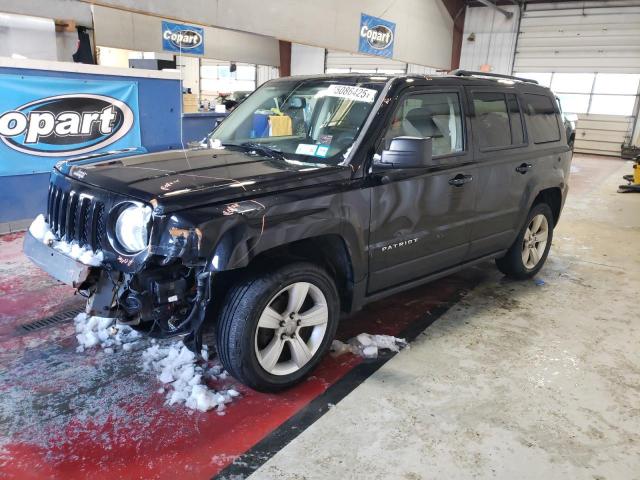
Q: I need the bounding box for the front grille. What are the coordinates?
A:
[47,184,106,251]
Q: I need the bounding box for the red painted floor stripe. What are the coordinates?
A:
[0,232,481,479]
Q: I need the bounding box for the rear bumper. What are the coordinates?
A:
[23,231,93,287]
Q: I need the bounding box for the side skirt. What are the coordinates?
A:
[351,250,507,310]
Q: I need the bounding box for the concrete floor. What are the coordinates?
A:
[251,155,640,480]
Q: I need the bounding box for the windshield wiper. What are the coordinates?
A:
[224,142,285,160]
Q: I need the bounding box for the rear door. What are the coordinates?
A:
[464,88,532,260]
[367,87,478,293]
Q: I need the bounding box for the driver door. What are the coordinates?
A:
[367,88,478,293]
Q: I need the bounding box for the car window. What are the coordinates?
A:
[507,94,525,145]
[472,92,511,149]
[210,79,385,164]
[523,93,561,144]
[384,92,464,157]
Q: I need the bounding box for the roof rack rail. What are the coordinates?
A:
[450,69,539,85]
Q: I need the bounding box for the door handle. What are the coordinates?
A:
[448,174,473,187]
[516,163,533,174]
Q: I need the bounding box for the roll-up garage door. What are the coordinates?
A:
[513,1,640,156]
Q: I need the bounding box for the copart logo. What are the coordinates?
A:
[0,94,133,157]
[163,28,203,50]
[360,24,394,50]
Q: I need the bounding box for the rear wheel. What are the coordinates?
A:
[496,203,554,279]
[216,262,339,392]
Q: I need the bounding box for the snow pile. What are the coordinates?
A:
[331,333,408,359]
[74,312,239,413]
[29,214,104,266]
[74,312,141,353]
[142,342,240,413]
[29,213,56,244]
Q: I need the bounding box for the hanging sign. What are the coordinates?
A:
[358,13,396,58]
[162,20,205,55]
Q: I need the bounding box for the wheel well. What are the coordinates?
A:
[238,235,355,312]
[533,187,562,225]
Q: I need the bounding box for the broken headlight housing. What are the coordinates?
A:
[113,203,152,253]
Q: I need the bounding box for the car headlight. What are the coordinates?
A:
[114,204,152,253]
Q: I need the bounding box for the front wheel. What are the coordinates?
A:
[216,262,339,392]
[496,203,554,279]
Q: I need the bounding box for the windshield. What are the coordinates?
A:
[208,78,386,164]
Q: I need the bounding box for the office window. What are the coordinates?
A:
[523,94,560,144]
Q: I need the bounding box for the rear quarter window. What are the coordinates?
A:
[523,93,561,144]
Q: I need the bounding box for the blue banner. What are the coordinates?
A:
[162,21,205,55]
[0,74,142,176]
[358,13,396,58]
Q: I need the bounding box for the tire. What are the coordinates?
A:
[216,262,339,392]
[496,203,554,280]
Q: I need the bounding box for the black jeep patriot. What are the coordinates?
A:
[24,71,572,391]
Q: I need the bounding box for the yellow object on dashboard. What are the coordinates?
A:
[269,115,293,136]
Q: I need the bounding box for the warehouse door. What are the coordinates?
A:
[513,1,640,156]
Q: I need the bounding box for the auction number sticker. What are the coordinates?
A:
[295,143,319,156]
[325,85,377,103]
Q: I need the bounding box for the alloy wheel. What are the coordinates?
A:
[522,213,549,269]
[254,281,328,376]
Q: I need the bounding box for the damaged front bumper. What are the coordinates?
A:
[22,231,94,287]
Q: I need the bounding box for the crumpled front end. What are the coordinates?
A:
[23,171,220,354]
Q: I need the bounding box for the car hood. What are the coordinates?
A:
[56,147,351,213]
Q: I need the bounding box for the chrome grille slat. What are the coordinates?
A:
[46,184,54,225]
[57,190,67,237]
[46,184,106,251]
[74,196,85,242]
[64,191,76,242]
[52,188,61,234]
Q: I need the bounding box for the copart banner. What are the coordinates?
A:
[0,74,142,176]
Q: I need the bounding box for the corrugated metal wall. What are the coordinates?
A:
[459,5,519,75]
[513,1,640,156]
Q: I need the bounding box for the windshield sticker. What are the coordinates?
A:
[319,134,333,145]
[315,145,330,157]
[325,85,377,103]
[295,143,318,156]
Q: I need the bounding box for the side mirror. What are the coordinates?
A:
[378,136,433,168]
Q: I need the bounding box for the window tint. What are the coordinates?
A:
[472,92,527,149]
[385,92,463,156]
[523,94,561,143]
[507,94,525,145]
[472,92,511,148]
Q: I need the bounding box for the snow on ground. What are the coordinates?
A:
[29,214,104,266]
[142,343,240,413]
[74,312,142,354]
[331,333,408,359]
[74,312,239,413]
